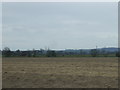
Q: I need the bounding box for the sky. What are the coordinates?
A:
[1,0,119,2]
[0,2,2,50]
[2,2,118,50]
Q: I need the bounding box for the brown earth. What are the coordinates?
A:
[2,57,118,88]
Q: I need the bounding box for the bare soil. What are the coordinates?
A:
[2,57,118,88]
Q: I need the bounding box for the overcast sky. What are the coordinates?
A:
[0,3,1,50]
[2,2,118,50]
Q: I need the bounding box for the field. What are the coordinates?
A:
[2,57,118,88]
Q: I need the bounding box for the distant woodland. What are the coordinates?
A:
[1,47,120,57]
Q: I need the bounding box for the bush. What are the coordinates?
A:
[46,50,56,57]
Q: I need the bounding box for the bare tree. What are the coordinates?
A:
[3,47,12,57]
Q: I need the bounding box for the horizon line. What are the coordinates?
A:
[1,46,118,51]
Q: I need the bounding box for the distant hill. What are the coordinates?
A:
[99,47,118,52]
[63,47,118,54]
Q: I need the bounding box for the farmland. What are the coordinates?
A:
[2,57,118,88]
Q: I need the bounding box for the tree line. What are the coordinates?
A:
[1,47,120,57]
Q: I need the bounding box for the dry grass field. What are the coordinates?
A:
[2,57,118,88]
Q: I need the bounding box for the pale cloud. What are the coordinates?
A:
[2,2,118,50]
[62,20,99,26]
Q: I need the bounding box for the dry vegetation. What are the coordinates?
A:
[2,57,118,88]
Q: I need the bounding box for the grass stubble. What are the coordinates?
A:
[2,57,118,88]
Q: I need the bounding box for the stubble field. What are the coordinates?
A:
[2,57,118,88]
